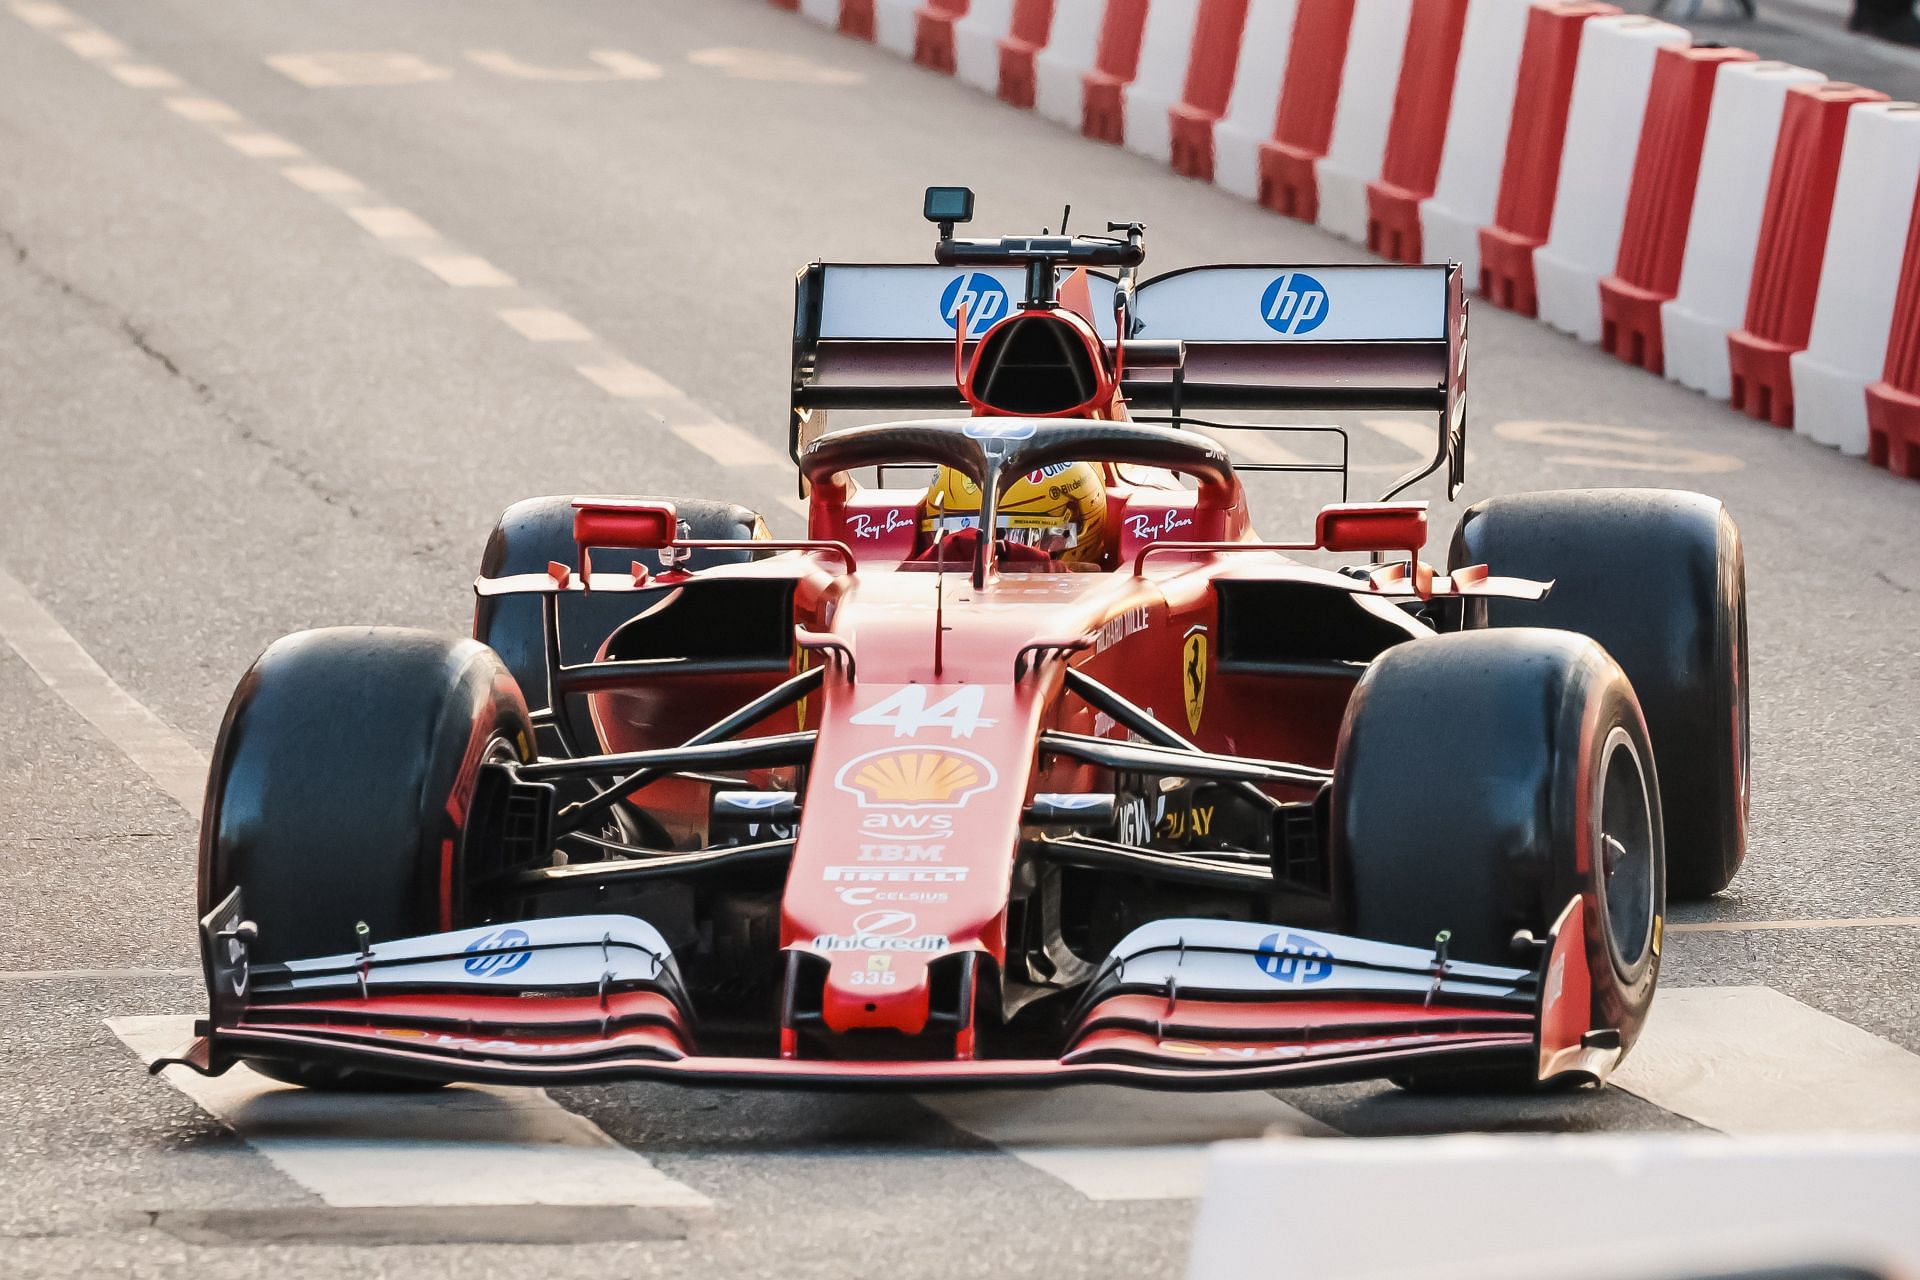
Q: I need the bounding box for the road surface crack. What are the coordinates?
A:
[1,224,364,519]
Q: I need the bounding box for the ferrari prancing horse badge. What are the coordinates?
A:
[1182,626,1208,734]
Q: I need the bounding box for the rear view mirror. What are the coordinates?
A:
[1314,503,1428,556]
[574,499,678,553]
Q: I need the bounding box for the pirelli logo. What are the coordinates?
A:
[823,866,969,884]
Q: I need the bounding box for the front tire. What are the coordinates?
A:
[1333,630,1665,1091]
[199,627,534,1089]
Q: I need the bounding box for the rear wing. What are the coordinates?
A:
[790,262,1468,499]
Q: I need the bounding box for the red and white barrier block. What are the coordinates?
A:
[1791,103,1920,456]
[1662,60,1827,400]
[1032,0,1107,129]
[1533,14,1686,343]
[1421,0,1536,283]
[1211,0,1303,202]
[1314,0,1415,242]
[1118,0,1203,159]
[1869,188,1920,477]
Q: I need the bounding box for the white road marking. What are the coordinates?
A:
[1614,986,1920,1134]
[1670,916,1920,934]
[464,49,663,82]
[577,358,683,400]
[0,968,197,982]
[687,46,863,86]
[670,423,788,468]
[221,131,303,159]
[281,164,364,194]
[415,254,515,288]
[111,1016,711,1209]
[497,307,594,343]
[59,27,124,59]
[10,1,77,28]
[266,51,453,88]
[0,566,206,819]
[1493,420,1743,473]
[922,1085,1335,1201]
[106,63,183,89]
[165,95,242,124]
[346,206,437,240]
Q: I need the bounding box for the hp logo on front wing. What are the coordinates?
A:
[1260,272,1329,336]
[941,272,1008,337]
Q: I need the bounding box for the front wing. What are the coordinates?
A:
[157,892,1614,1091]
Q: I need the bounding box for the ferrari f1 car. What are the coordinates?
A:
[161,189,1748,1093]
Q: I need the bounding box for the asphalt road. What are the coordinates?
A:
[1,2,1918,1277]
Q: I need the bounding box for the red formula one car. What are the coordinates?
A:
[161,189,1748,1093]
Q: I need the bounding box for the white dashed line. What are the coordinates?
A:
[1614,987,1920,1134]
[165,96,243,124]
[106,63,183,89]
[112,1016,712,1210]
[0,968,197,982]
[0,566,206,819]
[415,254,516,288]
[281,164,364,194]
[497,307,594,343]
[671,422,788,468]
[9,1,77,28]
[463,49,663,83]
[266,51,453,89]
[576,358,683,400]
[59,27,124,58]
[221,131,303,159]
[1669,916,1920,933]
[923,1085,1335,1201]
[346,206,437,240]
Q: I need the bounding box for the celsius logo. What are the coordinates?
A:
[941,272,1008,337]
[1253,931,1333,985]
[1260,272,1329,336]
[463,927,532,977]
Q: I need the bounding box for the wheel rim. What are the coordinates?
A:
[1598,727,1657,971]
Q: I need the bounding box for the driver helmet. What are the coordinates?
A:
[919,461,1108,566]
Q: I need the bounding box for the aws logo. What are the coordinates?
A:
[1260,272,1329,336]
[940,272,1008,337]
[836,747,998,809]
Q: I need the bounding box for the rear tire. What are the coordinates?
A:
[474,496,768,753]
[1449,489,1747,899]
[199,627,534,1089]
[1333,630,1664,1092]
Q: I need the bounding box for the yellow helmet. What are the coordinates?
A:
[920,461,1108,566]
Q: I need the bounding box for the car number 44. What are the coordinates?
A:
[850,686,997,739]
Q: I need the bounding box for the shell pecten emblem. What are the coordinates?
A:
[835,746,999,809]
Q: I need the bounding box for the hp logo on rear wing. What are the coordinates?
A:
[941,272,1009,337]
[1260,272,1330,336]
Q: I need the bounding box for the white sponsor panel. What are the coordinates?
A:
[1131,267,1447,343]
[275,915,672,991]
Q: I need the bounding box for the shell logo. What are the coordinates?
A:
[835,747,998,809]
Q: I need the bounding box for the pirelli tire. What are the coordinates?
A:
[473,495,769,754]
[1332,629,1665,1092]
[1448,488,1747,900]
[199,627,534,1090]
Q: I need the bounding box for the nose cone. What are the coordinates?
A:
[819,950,939,1035]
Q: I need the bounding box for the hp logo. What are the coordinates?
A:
[463,927,532,977]
[1259,272,1329,336]
[940,272,1009,337]
[1253,931,1333,985]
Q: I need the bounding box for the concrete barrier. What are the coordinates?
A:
[1189,1134,1920,1280]
[1419,0,1534,281]
[1081,0,1150,143]
[994,0,1055,107]
[1211,0,1301,201]
[875,0,921,56]
[953,0,1017,90]
[1314,0,1414,243]
[799,0,841,27]
[1119,0,1203,161]
[1255,0,1354,223]
[1032,0,1105,127]
[1599,44,1756,375]
[1868,191,1920,477]
[1661,60,1826,399]
[1533,14,1687,344]
[1791,102,1920,455]
[1168,0,1253,181]
[1365,0,1471,263]
[915,0,970,72]
[1728,81,1888,429]
[1479,2,1618,316]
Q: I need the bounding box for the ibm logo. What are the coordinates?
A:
[940,272,1009,337]
[1259,272,1330,336]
